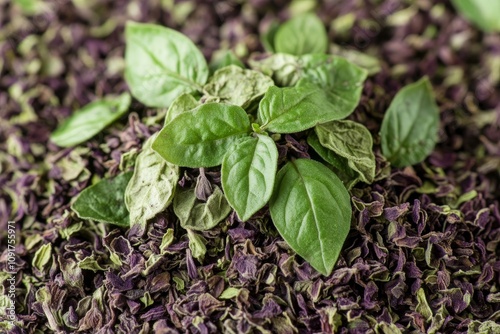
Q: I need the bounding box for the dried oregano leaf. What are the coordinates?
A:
[314,120,376,185]
[125,134,179,234]
[203,65,274,109]
[173,186,231,231]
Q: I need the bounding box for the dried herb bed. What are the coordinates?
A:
[1,0,499,333]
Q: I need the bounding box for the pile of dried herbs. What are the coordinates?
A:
[1,0,500,333]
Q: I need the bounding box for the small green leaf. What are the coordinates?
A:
[50,92,131,147]
[203,65,274,109]
[125,134,179,235]
[274,13,328,55]
[248,53,303,87]
[71,172,133,227]
[164,93,199,125]
[451,0,500,32]
[173,186,231,231]
[124,22,208,107]
[315,120,376,185]
[415,288,433,322]
[32,244,52,271]
[187,229,207,261]
[219,287,241,300]
[380,77,440,167]
[302,55,368,120]
[269,159,352,275]
[258,80,347,133]
[221,134,278,221]
[153,103,251,167]
[307,132,359,189]
[209,50,244,73]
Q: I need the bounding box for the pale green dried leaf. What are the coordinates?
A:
[174,186,231,231]
[203,65,274,109]
[315,120,376,184]
[125,134,179,234]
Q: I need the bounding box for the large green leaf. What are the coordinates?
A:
[269,159,352,276]
[203,65,274,109]
[152,103,251,167]
[315,120,376,185]
[451,0,500,32]
[124,22,208,108]
[50,93,131,147]
[125,134,179,235]
[274,13,328,55]
[302,55,368,120]
[174,186,231,231]
[380,77,440,167]
[221,134,278,221]
[258,80,347,133]
[71,172,133,227]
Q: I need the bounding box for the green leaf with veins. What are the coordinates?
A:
[248,53,303,87]
[174,186,231,231]
[124,21,208,107]
[307,131,359,189]
[221,134,278,221]
[258,79,350,133]
[380,77,440,167]
[125,134,179,235]
[71,172,133,227]
[203,65,274,109]
[269,159,352,276]
[315,120,376,185]
[50,92,131,147]
[153,103,251,167]
[301,55,368,120]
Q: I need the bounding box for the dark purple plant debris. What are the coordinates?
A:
[1,0,499,333]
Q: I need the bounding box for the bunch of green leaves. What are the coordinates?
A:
[52,13,440,276]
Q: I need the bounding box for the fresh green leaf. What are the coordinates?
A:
[71,172,133,227]
[380,77,440,167]
[173,186,231,231]
[50,92,131,147]
[314,120,376,184]
[259,80,348,133]
[209,50,244,73]
[164,93,199,125]
[274,13,328,55]
[153,103,251,167]
[307,132,359,189]
[124,22,208,107]
[451,0,500,32]
[269,159,352,275]
[125,134,180,235]
[301,55,368,119]
[203,65,274,109]
[221,134,278,221]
